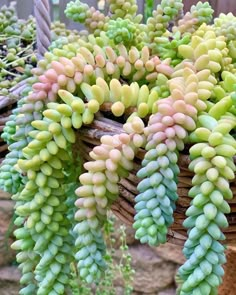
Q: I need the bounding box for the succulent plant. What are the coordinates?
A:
[1,1,236,294]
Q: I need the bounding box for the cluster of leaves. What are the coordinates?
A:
[0,2,80,97]
[0,2,36,95]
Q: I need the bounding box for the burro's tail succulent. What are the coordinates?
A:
[0,1,236,295]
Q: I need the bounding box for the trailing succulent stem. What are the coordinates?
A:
[74,116,145,282]
[134,62,217,246]
[179,114,236,294]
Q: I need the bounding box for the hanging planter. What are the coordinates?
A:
[1,0,236,294]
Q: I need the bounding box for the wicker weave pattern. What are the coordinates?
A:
[34,0,51,59]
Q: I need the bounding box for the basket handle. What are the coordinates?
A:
[34,0,51,59]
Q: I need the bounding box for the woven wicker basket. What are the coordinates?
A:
[0,0,236,247]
